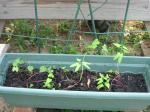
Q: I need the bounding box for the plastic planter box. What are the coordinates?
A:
[0,53,150,111]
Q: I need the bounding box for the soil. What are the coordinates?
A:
[4,64,147,92]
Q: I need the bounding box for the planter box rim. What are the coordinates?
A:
[2,53,150,58]
[0,86,150,99]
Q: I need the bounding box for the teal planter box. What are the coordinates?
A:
[0,53,150,111]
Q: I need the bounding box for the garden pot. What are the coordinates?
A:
[0,53,150,111]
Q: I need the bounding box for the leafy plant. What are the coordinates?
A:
[88,39,100,50]
[43,67,54,89]
[40,66,48,73]
[27,65,34,73]
[101,44,109,55]
[39,66,54,89]
[97,73,110,90]
[50,44,64,54]
[61,66,69,73]
[113,43,128,64]
[58,21,72,33]
[70,58,91,72]
[12,58,24,72]
[84,39,101,54]
[70,57,91,80]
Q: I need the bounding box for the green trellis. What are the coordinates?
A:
[33,0,131,53]
[1,0,149,54]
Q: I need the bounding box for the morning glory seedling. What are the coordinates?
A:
[70,58,91,81]
[12,58,24,72]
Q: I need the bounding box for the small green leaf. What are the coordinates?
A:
[97,73,110,90]
[113,43,121,48]
[48,73,54,78]
[97,84,104,89]
[12,66,19,72]
[12,62,18,67]
[114,52,123,63]
[101,44,109,55]
[40,66,47,73]
[77,58,81,62]
[29,84,34,88]
[70,63,78,68]
[75,64,81,72]
[44,78,53,89]
[27,65,34,73]
[97,80,103,84]
[83,63,91,70]
[105,82,110,89]
[88,39,100,49]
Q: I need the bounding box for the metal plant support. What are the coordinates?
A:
[32,0,131,53]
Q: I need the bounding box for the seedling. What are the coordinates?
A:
[43,78,53,89]
[29,84,34,88]
[43,67,54,89]
[97,73,110,90]
[12,58,24,72]
[58,21,71,33]
[113,43,128,73]
[101,44,109,55]
[39,66,54,89]
[61,66,69,73]
[113,43,128,64]
[27,65,34,73]
[40,66,47,73]
[88,39,100,50]
[70,57,91,81]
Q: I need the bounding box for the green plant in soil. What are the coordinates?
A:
[12,58,24,72]
[10,20,33,52]
[58,21,72,33]
[65,45,78,54]
[97,73,110,90]
[29,84,34,88]
[113,43,128,74]
[70,57,91,81]
[83,39,100,54]
[49,44,64,54]
[101,44,109,55]
[40,66,48,73]
[113,43,128,64]
[27,65,34,74]
[39,66,54,89]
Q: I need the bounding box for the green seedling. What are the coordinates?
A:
[70,57,91,81]
[113,43,128,73]
[97,73,110,90]
[43,67,54,89]
[113,43,128,63]
[43,78,53,89]
[39,66,54,89]
[27,65,34,73]
[29,84,34,88]
[40,66,47,73]
[47,67,54,78]
[88,39,100,50]
[12,58,24,72]
[61,66,69,73]
[58,21,71,33]
[70,58,91,72]
[101,44,109,55]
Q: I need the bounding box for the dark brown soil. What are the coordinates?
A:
[4,64,147,92]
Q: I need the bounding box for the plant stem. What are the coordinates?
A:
[80,54,86,81]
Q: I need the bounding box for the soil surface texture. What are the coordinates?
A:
[4,65,147,92]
